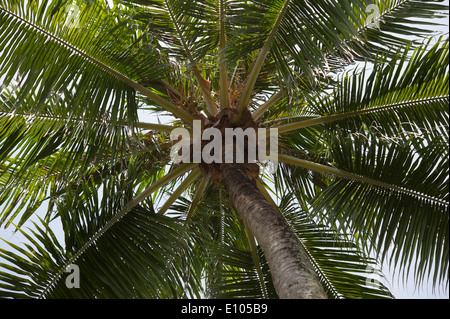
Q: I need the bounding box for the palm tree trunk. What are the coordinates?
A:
[221,163,327,299]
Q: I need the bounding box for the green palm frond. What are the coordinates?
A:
[0,94,130,227]
[348,0,449,61]
[278,194,394,299]
[322,38,448,135]
[1,1,137,120]
[270,40,448,292]
[0,207,200,298]
[0,0,195,122]
[0,157,202,298]
[171,182,394,298]
[207,243,277,299]
[313,126,448,288]
[0,87,141,227]
[276,38,449,135]
[275,42,449,288]
[0,0,448,300]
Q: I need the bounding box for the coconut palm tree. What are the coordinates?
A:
[0,0,448,299]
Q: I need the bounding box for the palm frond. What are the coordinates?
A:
[0,0,194,122]
[171,175,395,299]
[347,0,449,63]
[276,38,449,135]
[0,206,200,298]
[278,194,394,299]
[0,89,135,227]
[0,0,448,300]
[207,242,277,298]
[0,157,201,298]
[313,126,448,289]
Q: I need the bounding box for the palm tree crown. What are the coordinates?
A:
[0,0,448,298]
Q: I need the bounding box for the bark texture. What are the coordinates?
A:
[221,163,327,299]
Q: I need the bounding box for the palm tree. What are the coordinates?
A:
[0,0,448,299]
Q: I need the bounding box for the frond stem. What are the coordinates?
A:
[278,154,449,208]
[276,95,449,134]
